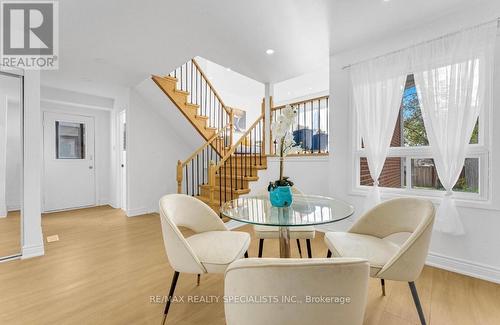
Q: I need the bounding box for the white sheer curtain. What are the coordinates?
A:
[411,22,497,235]
[351,53,409,209]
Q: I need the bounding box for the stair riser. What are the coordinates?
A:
[200,186,245,199]
[217,167,260,177]
[230,157,267,167]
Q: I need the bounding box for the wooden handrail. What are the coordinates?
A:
[271,95,329,111]
[215,114,264,170]
[179,124,230,168]
[191,58,232,116]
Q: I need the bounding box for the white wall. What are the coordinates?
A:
[250,156,331,196]
[196,57,265,126]
[273,65,329,106]
[41,87,113,208]
[329,9,500,283]
[126,79,201,216]
[6,100,22,211]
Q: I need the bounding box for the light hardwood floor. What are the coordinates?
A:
[0,206,499,324]
[0,211,21,258]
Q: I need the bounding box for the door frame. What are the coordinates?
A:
[0,67,24,261]
[118,109,127,211]
[41,109,97,212]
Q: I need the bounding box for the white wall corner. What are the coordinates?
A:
[23,70,44,258]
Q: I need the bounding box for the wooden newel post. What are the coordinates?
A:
[208,161,216,205]
[229,109,234,147]
[176,160,183,194]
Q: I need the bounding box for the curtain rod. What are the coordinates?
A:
[342,17,500,70]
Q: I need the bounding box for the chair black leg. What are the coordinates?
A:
[244,251,248,258]
[381,279,386,296]
[197,274,200,286]
[306,239,312,258]
[163,271,180,325]
[296,239,303,258]
[409,281,426,325]
[258,239,264,258]
[326,249,332,258]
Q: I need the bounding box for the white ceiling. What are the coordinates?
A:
[42,0,500,89]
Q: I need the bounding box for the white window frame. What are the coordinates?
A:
[349,77,491,206]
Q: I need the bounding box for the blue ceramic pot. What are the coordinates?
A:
[269,185,293,207]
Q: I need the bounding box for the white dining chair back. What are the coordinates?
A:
[224,258,369,325]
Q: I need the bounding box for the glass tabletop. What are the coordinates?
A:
[220,194,354,227]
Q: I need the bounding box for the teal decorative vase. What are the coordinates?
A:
[269,185,293,207]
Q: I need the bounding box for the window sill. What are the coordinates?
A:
[349,186,500,211]
[267,153,330,162]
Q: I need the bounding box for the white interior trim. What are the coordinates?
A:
[41,98,113,111]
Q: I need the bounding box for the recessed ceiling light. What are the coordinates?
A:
[383,0,390,2]
[226,67,231,71]
[266,49,275,55]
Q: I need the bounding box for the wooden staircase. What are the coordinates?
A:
[153,58,267,213]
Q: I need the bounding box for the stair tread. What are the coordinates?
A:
[195,115,209,119]
[163,75,178,82]
[216,174,258,181]
[174,89,189,95]
[186,102,199,108]
[199,184,250,194]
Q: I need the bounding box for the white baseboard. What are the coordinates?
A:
[22,244,45,259]
[7,204,21,211]
[426,252,500,284]
[126,207,148,217]
[126,207,157,217]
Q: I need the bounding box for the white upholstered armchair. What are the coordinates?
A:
[225,258,370,325]
[159,194,251,324]
[324,197,435,325]
[252,186,316,258]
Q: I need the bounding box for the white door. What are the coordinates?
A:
[43,112,96,211]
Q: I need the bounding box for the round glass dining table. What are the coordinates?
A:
[220,194,355,258]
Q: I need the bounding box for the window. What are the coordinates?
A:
[356,75,487,199]
[271,96,329,155]
[56,121,85,159]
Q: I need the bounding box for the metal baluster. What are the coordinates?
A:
[191,161,194,196]
[196,155,199,195]
[185,165,188,195]
[311,100,314,154]
[259,119,262,165]
[229,156,233,200]
[253,127,256,166]
[318,99,321,154]
[326,98,329,153]
[244,141,247,177]
[240,145,243,189]
[219,163,222,208]
[223,161,227,204]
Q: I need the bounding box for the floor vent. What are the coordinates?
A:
[46,235,60,243]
